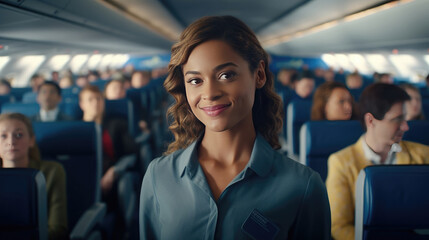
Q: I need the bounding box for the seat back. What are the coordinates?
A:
[1,102,81,120]
[10,87,32,102]
[0,168,48,240]
[300,120,364,181]
[33,121,102,229]
[105,99,135,136]
[1,102,40,116]
[404,120,429,146]
[355,165,429,240]
[287,99,312,159]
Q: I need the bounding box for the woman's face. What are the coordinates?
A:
[404,88,422,120]
[183,40,265,133]
[324,88,353,120]
[0,119,34,163]
[79,90,105,119]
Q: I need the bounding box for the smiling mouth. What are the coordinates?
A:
[201,104,231,117]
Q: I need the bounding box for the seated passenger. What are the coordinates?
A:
[140,15,331,240]
[79,85,138,238]
[131,71,150,89]
[399,83,425,120]
[311,82,356,121]
[293,70,315,99]
[79,85,137,195]
[0,113,68,239]
[345,72,363,89]
[276,68,297,90]
[0,79,12,95]
[31,81,73,122]
[30,74,45,93]
[377,72,393,84]
[104,79,126,100]
[326,83,429,240]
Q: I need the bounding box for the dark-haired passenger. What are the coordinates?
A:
[31,81,72,122]
[0,79,12,95]
[311,81,357,121]
[293,70,315,99]
[326,83,429,240]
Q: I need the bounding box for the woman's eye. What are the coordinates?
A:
[219,71,235,80]
[188,78,201,85]
[0,134,6,139]
[15,133,23,138]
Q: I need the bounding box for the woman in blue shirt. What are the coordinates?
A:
[140,15,331,240]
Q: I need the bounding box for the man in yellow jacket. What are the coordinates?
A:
[326,83,429,240]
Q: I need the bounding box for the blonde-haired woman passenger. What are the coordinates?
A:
[140,16,331,240]
[0,113,68,240]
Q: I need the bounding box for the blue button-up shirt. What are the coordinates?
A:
[140,134,331,239]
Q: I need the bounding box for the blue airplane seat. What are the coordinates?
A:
[10,87,32,102]
[1,102,40,116]
[403,120,429,146]
[299,120,364,181]
[1,102,81,120]
[286,98,312,159]
[33,121,106,239]
[90,80,109,91]
[0,168,48,240]
[422,99,429,118]
[22,91,37,103]
[105,99,135,136]
[355,165,429,240]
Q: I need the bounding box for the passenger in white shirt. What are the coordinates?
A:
[31,81,72,122]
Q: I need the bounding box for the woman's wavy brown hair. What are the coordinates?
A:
[311,81,357,120]
[164,15,283,154]
[0,113,41,167]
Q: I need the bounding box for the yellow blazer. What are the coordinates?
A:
[326,136,429,240]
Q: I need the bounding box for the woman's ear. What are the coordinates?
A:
[255,60,266,89]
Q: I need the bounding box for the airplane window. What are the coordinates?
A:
[366,54,392,73]
[99,54,115,70]
[15,55,46,86]
[389,54,420,78]
[69,54,89,74]
[0,56,10,73]
[48,55,71,71]
[321,54,339,70]
[110,54,129,69]
[348,54,372,75]
[87,54,103,70]
[334,54,354,72]
[424,55,429,67]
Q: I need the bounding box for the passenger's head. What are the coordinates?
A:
[37,81,62,111]
[164,15,283,153]
[104,79,126,100]
[30,74,45,92]
[76,75,89,88]
[0,79,12,95]
[59,76,74,89]
[399,83,424,120]
[277,69,297,88]
[131,71,151,88]
[359,83,410,145]
[323,68,335,82]
[377,73,393,84]
[0,113,40,167]
[311,82,354,121]
[79,85,105,122]
[346,72,363,89]
[294,70,315,98]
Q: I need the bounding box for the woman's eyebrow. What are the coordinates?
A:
[184,62,238,76]
[213,62,237,72]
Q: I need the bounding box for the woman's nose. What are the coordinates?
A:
[202,81,222,101]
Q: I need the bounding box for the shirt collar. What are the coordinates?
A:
[361,134,402,165]
[40,108,59,121]
[177,133,275,178]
